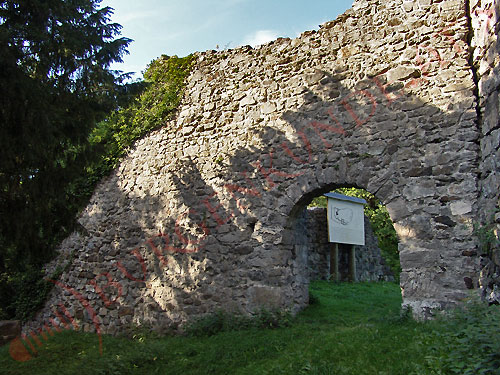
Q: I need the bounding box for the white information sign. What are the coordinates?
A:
[326,193,366,246]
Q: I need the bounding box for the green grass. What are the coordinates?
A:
[0,282,433,375]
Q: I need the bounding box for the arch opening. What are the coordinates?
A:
[285,185,400,296]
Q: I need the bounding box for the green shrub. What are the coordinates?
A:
[61,55,195,229]
[473,209,500,258]
[368,204,400,280]
[184,310,252,337]
[82,54,195,191]
[254,308,292,329]
[0,267,57,322]
[119,322,163,343]
[185,308,292,337]
[415,299,500,375]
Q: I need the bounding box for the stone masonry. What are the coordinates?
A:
[471,1,500,303]
[472,0,500,219]
[23,0,500,335]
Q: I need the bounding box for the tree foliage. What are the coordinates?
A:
[89,54,195,175]
[0,0,131,271]
[65,54,194,215]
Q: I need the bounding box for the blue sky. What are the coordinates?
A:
[102,0,353,79]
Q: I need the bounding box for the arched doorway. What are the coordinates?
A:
[282,184,401,310]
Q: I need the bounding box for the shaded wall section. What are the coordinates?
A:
[470,0,500,303]
[472,0,500,217]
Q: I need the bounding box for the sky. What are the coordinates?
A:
[101,0,354,80]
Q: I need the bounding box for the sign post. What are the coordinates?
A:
[324,192,366,282]
[330,243,340,282]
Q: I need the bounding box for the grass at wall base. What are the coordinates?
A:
[3,281,498,375]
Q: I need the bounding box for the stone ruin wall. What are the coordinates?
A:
[301,208,394,282]
[470,0,500,302]
[472,0,499,216]
[24,0,499,334]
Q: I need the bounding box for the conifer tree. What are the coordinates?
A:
[0,0,131,271]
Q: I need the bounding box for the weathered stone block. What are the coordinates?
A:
[249,286,283,309]
[450,201,473,215]
[386,199,411,221]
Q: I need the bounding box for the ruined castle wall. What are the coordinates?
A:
[25,0,486,335]
[471,0,500,218]
[470,0,500,303]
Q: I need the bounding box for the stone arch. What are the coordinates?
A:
[277,168,401,302]
[283,181,397,281]
[271,152,477,317]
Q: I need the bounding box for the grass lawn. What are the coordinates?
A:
[0,282,434,375]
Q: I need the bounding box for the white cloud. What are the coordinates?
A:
[241,30,280,47]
